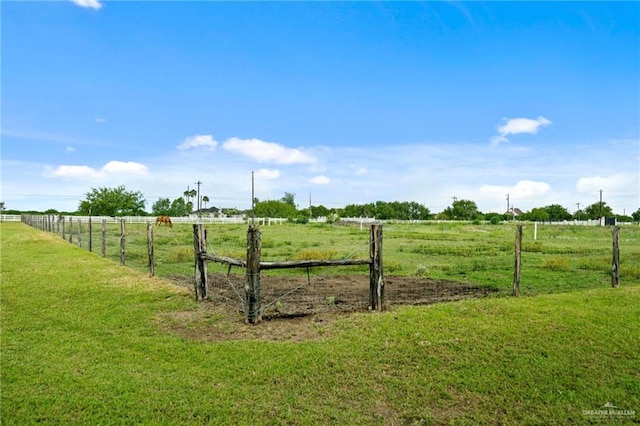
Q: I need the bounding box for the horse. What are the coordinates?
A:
[155,215,173,228]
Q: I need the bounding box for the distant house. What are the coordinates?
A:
[193,206,220,217]
[505,207,524,217]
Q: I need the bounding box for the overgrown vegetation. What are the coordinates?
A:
[2,222,639,424]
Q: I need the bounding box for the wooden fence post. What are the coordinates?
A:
[245,224,262,324]
[513,225,523,297]
[101,219,107,258]
[193,224,208,300]
[77,219,82,248]
[612,226,620,288]
[61,216,66,241]
[147,222,155,277]
[68,217,73,244]
[369,224,384,310]
[120,219,126,266]
[88,217,93,252]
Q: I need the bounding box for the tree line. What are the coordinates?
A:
[3,185,639,223]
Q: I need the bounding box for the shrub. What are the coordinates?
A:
[414,264,429,277]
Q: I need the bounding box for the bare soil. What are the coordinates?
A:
[163,273,498,342]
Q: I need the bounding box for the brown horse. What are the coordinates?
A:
[155,215,173,228]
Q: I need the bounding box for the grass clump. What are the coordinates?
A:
[541,257,571,271]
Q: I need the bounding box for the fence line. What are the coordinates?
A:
[18,215,631,325]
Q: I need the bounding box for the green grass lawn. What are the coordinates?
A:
[2,222,639,424]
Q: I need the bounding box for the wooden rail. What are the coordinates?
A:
[194,223,384,324]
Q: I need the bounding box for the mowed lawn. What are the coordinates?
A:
[1,222,638,425]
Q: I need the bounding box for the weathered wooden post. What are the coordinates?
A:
[245,224,262,324]
[612,225,620,288]
[513,225,523,297]
[120,219,126,266]
[88,216,93,252]
[68,217,73,244]
[77,219,82,248]
[193,224,208,300]
[369,224,384,310]
[61,216,66,241]
[148,222,155,277]
[101,219,107,258]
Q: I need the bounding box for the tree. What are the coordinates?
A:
[281,192,296,207]
[311,204,330,218]
[632,208,640,222]
[170,197,190,216]
[442,199,481,220]
[584,202,613,220]
[78,185,146,216]
[544,204,572,221]
[254,199,297,218]
[202,195,210,210]
[151,198,172,216]
[183,189,197,212]
[528,207,550,222]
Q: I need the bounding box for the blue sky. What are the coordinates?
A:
[2,1,639,215]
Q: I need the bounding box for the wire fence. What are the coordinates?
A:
[18,215,640,323]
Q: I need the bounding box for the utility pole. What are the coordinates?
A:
[195,181,202,216]
[251,171,255,225]
[506,193,510,214]
[576,202,581,220]
[309,191,312,219]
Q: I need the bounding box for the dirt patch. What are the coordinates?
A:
[162,273,498,342]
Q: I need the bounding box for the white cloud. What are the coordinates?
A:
[95,117,106,123]
[480,180,552,201]
[255,168,281,180]
[177,134,218,151]
[309,175,330,185]
[491,116,552,147]
[576,174,630,193]
[44,161,148,180]
[222,137,316,164]
[70,0,103,10]
[102,161,148,175]
[65,146,76,152]
[45,165,101,179]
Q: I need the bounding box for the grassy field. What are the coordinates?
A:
[1,222,639,424]
[65,219,640,295]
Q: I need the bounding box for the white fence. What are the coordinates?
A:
[3,214,637,226]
